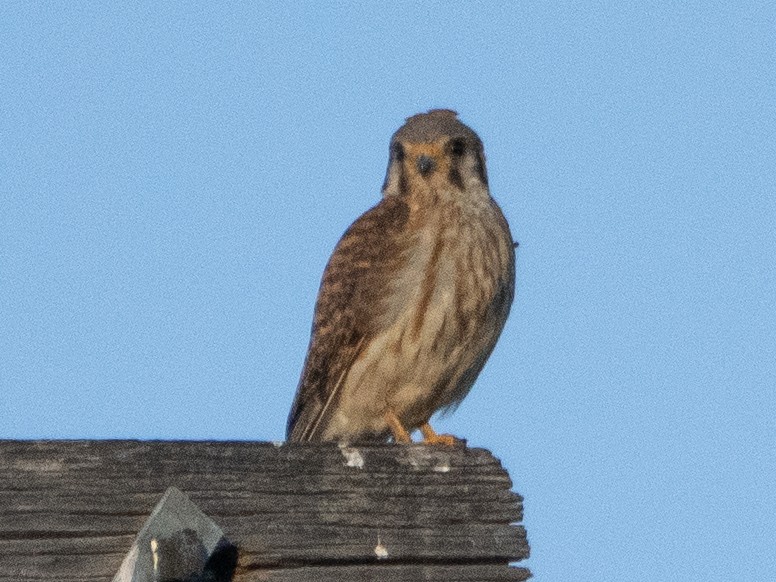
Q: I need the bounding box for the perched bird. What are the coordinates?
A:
[287,110,515,444]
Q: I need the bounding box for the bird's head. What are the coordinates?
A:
[381,109,489,201]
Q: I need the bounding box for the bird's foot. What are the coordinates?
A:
[385,410,412,443]
[420,423,460,446]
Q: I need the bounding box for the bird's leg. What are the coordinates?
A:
[420,422,458,446]
[385,410,412,443]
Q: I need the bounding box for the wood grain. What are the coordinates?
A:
[0,440,529,581]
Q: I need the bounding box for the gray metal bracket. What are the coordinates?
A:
[113,487,237,582]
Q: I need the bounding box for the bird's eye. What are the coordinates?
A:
[450,139,466,156]
[392,142,405,161]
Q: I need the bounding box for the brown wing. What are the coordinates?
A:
[286,196,411,442]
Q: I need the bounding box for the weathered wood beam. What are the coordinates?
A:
[0,440,530,581]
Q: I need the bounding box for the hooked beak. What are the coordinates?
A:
[416,155,435,176]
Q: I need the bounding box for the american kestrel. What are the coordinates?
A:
[287,110,515,444]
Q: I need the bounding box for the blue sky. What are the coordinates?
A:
[1,3,774,581]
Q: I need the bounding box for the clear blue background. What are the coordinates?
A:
[2,3,774,580]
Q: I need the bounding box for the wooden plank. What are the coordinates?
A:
[238,564,532,581]
[0,440,529,581]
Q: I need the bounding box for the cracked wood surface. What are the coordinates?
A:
[0,440,529,581]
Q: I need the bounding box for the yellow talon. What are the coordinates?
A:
[420,423,459,446]
[385,410,412,443]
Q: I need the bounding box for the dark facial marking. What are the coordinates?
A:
[448,166,464,190]
[474,151,488,186]
[398,164,409,197]
[446,138,467,189]
[392,142,405,162]
[383,142,406,192]
[449,138,466,157]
